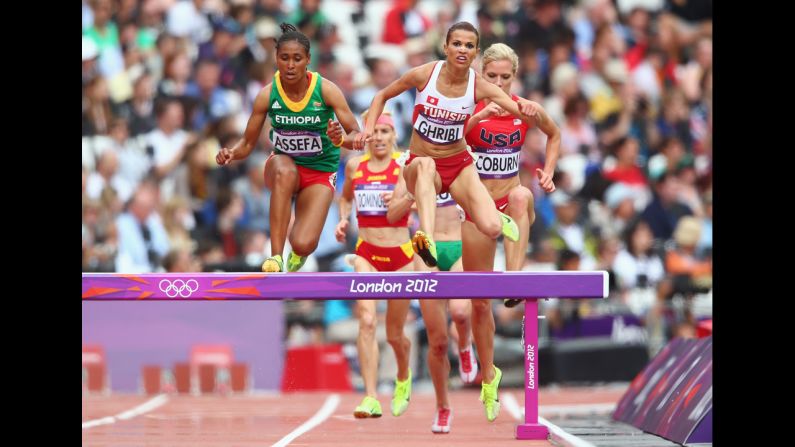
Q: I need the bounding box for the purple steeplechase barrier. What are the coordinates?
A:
[82,271,607,301]
[516,299,549,440]
[82,271,608,440]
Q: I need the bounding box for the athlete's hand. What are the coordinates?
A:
[334,219,349,243]
[480,102,504,119]
[381,191,394,207]
[517,98,540,119]
[326,119,344,146]
[216,147,234,166]
[536,169,555,193]
[354,130,372,150]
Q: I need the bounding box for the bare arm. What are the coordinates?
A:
[356,63,433,145]
[334,156,360,242]
[322,80,364,150]
[531,104,561,193]
[464,101,503,135]
[216,87,271,165]
[386,167,414,224]
[475,75,538,121]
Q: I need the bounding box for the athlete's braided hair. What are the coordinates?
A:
[276,23,311,55]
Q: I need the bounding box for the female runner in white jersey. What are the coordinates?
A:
[366,22,540,430]
[355,22,539,269]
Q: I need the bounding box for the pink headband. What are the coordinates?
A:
[375,114,395,129]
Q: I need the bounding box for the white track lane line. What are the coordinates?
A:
[501,392,597,447]
[271,394,340,447]
[82,394,169,429]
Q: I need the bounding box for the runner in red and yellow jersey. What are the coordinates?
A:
[335,110,416,420]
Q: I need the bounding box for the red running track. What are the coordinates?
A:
[82,386,626,446]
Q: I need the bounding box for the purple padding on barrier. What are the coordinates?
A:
[82,271,607,300]
[612,337,712,444]
[688,408,712,443]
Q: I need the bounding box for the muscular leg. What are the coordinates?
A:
[386,261,415,381]
[462,221,498,383]
[449,165,502,239]
[420,298,451,410]
[353,256,379,398]
[503,185,535,271]
[289,184,335,256]
[403,157,442,237]
[446,258,471,350]
[264,155,300,258]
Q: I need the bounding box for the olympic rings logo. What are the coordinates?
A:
[158,279,199,298]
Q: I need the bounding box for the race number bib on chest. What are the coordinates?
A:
[413,112,465,144]
[355,183,393,216]
[272,129,323,156]
[436,192,455,207]
[473,147,521,179]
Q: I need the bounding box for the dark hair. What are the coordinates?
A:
[154,98,181,118]
[276,22,310,55]
[445,21,479,47]
[609,136,629,155]
[623,217,650,256]
[556,249,580,270]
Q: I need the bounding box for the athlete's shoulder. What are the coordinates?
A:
[408,61,438,78]
[347,154,365,169]
[253,83,274,109]
[320,74,345,100]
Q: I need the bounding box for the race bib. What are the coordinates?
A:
[355,183,393,216]
[436,192,456,207]
[272,129,323,156]
[472,146,521,179]
[413,113,465,145]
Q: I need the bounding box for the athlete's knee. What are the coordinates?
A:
[386,328,407,348]
[289,237,318,256]
[477,215,502,239]
[358,311,377,336]
[450,305,470,324]
[471,299,492,315]
[428,333,449,357]
[508,187,532,213]
[509,186,535,225]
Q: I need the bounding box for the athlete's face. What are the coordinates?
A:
[444,30,479,68]
[368,123,396,158]
[276,41,310,84]
[483,59,515,95]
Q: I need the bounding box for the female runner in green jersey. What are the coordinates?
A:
[217,23,364,272]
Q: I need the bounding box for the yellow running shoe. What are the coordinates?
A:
[411,230,438,267]
[479,366,502,422]
[354,396,382,418]
[391,369,412,416]
[261,254,283,272]
[499,212,520,242]
[286,251,308,272]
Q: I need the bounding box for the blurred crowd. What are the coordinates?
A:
[83,0,712,369]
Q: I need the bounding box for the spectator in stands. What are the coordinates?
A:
[640,172,692,242]
[382,0,432,45]
[83,76,114,136]
[115,181,171,272]
[147,99,196,201]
